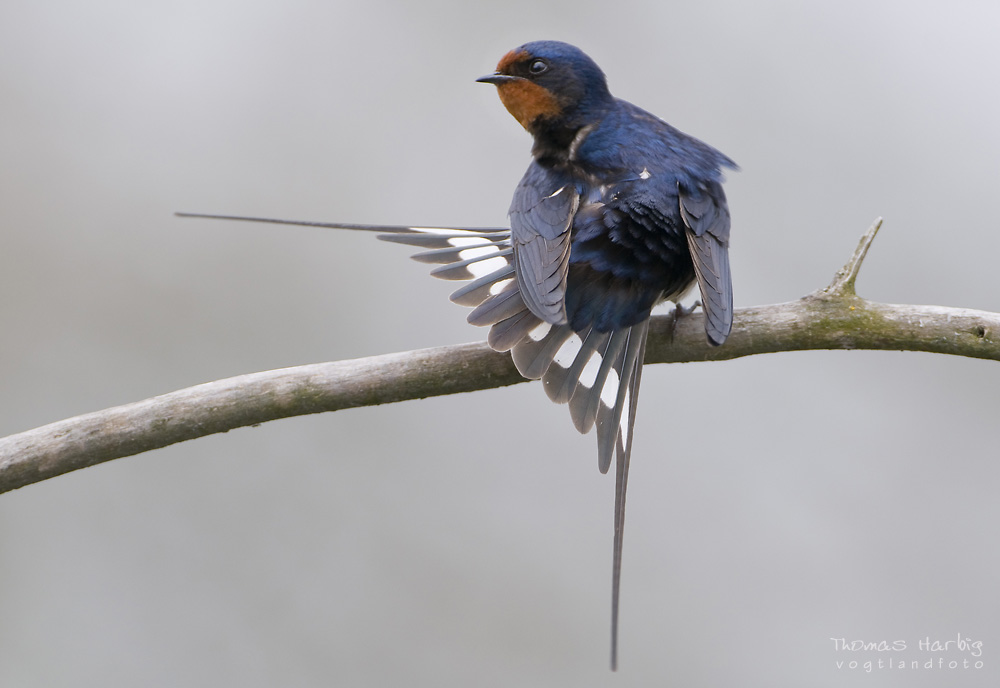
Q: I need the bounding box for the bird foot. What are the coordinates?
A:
[666,300,701,342]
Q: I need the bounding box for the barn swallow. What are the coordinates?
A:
[178,39,736,670]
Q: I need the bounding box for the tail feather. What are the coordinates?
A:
[542,327,606,403]
[176,211,655,670]
[510,323,574,379]
[379,229,509,249]
[487,310,543,352]
[569,330,628,440]
[410,242,509,265]
[430,247,514,281]
[467,283,528,327]
[609,319,649,671]
[448,267,516,306]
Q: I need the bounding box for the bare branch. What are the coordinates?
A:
[2,221,998,494]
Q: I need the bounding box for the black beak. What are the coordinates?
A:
[476,73,520,85]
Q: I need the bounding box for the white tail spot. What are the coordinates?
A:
[553,334,582,368]
[600,369,620,408]
[411,227,477,235]
[489,278,514,295]
[578,352,602,389]
[528,322,552,342]
[466,256,510,278]
[448,237,491,248]
[458,245,501,261]
[620,388,631,443]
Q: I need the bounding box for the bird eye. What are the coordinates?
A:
[529,59,548,74]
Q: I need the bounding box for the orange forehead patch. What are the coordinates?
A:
[496,49,529,73]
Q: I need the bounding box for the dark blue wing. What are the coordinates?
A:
[679,180,733,345]
[508,162,579,326]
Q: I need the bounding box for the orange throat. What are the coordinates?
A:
[496,80,563,131]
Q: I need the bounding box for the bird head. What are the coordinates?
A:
[477,41,613,139]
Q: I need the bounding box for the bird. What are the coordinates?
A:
[177,39,736,670]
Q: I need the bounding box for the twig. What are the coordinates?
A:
[824,217,882,296]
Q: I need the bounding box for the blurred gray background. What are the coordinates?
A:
[1,1,998,686]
